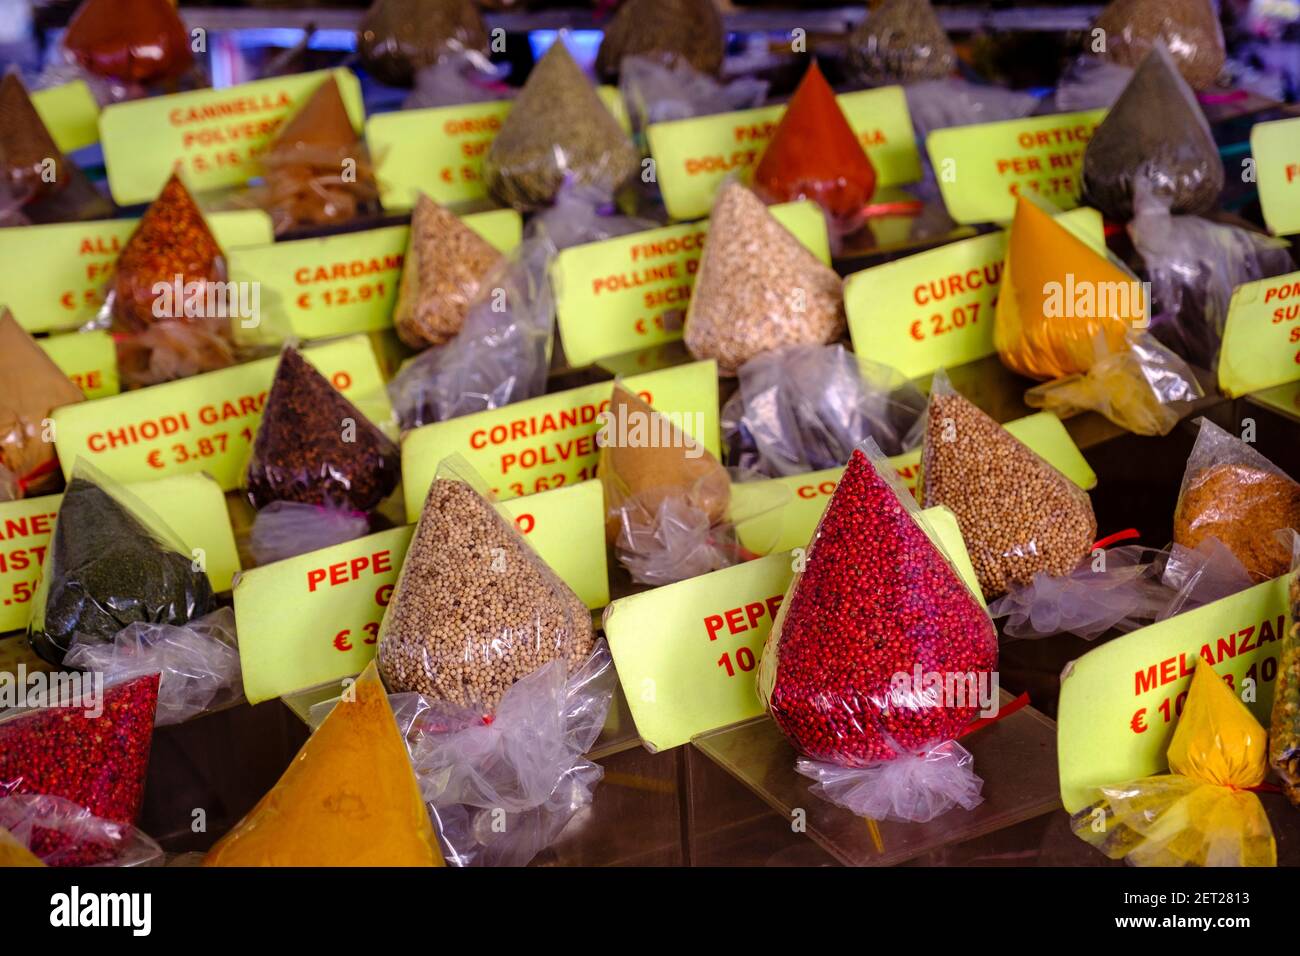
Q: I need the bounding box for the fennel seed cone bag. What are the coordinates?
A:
[1092,0,1225,90]
[920,374,1096,599]
[483,41,639,210]
[594,0,725,80]
[205,662,444,867]
[394,193,503,349]
[684,182,845,376]
[377,456,594,714]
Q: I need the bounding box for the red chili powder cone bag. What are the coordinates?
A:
[757,440,998,821]
[62,0,194,85]
[752,60,876,234]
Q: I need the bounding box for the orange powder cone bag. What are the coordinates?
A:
[753,60,876,234]
[204,662,444,866]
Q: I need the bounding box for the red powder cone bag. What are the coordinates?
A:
[62,0,194,85]
[752,60,876,233]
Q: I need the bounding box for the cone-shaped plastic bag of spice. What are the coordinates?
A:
[594,0,725,81]
[920,371,1096,600]
[1173,418,1300,582]
[483,40,640,210]
[721,344,923,476]
[258,75,380,236]
[62,0,194,86]
[204,662,444,867]
[378,455,595,714]
[0,794,162,867]
[1072,661,1275,867]
[1091,0,1225,91]
[64,607,243,726]
[28,464,217,666]
[394,192,503,349]
[0,310,84,498]
[756,439,998,822]
[846,0,958,87]
[391,639,615,866]
[1270,533,1300,807]
[357,0,490,88]
[0,72,112,224]
[752,61,877,236]
[0,674,158,864]
[685,182,845,376]
[1082,43,1224,222]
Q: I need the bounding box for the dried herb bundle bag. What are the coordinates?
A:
[483,41,639,210]
[684,182,845,376]
[205,662,444,867]
[245,346,400,514]
[377,456,595,714]
[0,674,158,864]
[0,310,84,498]
[1172,418,1300,582]
[62,0,193,85]
[757,442,998,821]
[846,0,958,87]
[920,376,1096,600]
[1073,661,1275,866]
[1092,0,1225,90]
[358,0,489,88]
[753,61,876,235]
[394,192,503,349]
[28,468,217,665]
[595,0,725,80]
[1083,43,1224,221]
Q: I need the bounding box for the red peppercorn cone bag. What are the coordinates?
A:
[757,440,998,822]
[752,60,876,236]
[62,0,194,85]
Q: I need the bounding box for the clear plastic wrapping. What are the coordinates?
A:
[404,52,509,109]
[618,55,768,132]
[594,0,726,80]
[845,0,958,87]
[377,455,595,714]
[1091,0,1226,90]
[249,501,371,566]
[0,794,163,867]
[1271,535,1300,807]
[357,0,490,88]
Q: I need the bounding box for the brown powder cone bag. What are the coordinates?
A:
[0,311,84,497]
[1083,42,1224,221]
[846,0,958,86]
[595,0,725,80]
[919,371,1096,600]
[377,455,594,714]
[597,383,730,544]
[1093,0,1225,90]
[393,193,502,348]
[358,0,490,88]
[205,662,444,867]
[684,181,845,375]
[62,0,193,85]
[483,41,639,210]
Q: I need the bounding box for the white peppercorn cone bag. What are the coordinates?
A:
[756,438,998,823]
[683,182,845,376]
[390,640,615,866]
[919,369,1096,600]
[377,454,595,715]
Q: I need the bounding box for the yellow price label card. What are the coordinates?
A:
[37,330,119,400]
[100,69,364,206]
[498,478,608,610]
[552,200,829,368]
[1218,269,1300,397]
[1057,578,1286,813]
[227,211,520,339]
[604,505,977,751]
[0,472,240,634]
[0,209,273,333]
[52,335,391,489]
[926,110,1106,224]
[402,360,719,514]
[846,207,1104,378]
[1251,116,1300,237]
[31,80,100,153]
[732,411,1097,555]
[646,86,921,222]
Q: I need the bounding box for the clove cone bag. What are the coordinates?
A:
[920,372,1096,600]
[378,455,595,714]
[393,192,503,349]
[685,182,845,376]
[846,0,958,87]
[757,441,998,822]
[357,0,490,88]
[1092,0,1225,90]
[752,60,876,235]
[205,662,444,867]
[595,0,725,80]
